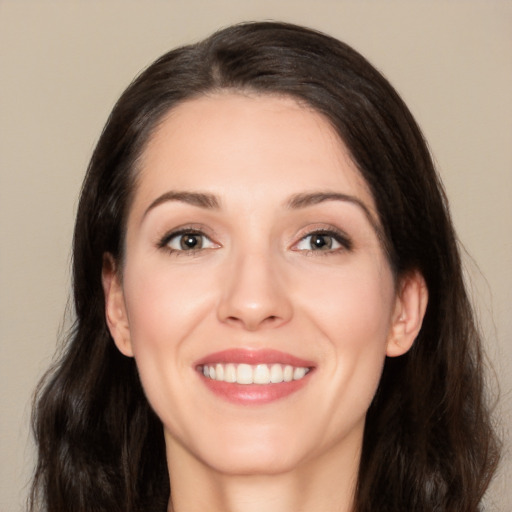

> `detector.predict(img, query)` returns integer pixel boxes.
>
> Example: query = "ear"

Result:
[386,270,428,357]
[101,253,134,357]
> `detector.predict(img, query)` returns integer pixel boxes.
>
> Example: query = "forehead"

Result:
[133,92,376,214]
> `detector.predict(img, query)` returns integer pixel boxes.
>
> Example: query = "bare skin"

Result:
[102,93,428,512]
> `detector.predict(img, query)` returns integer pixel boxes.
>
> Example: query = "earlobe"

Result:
[101,253,134,357]
[386,270,428,358]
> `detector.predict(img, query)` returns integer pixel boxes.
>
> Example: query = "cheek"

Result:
[120,261,211,396]
[296,261,395,419]
[301,259,395,345]
[123,258,216,348]
[120,269,206,442]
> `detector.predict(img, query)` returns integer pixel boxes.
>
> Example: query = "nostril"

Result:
[225,313,282,330]
[261,315,282,327]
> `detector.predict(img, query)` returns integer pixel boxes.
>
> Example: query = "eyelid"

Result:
[157,225,220,253]
[290,225,353,253]
[156,223,352,255]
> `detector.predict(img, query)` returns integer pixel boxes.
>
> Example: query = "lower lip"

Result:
[199,373,311,405]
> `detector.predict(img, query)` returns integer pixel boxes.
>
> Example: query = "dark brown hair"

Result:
[30,22,499,512]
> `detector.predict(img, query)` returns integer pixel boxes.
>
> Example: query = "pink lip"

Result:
[200,379,311,405]
[194,349,315,405]
[195,348,315,367]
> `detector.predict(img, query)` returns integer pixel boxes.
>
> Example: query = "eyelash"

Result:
[158,228,217,255]
[157,227,352,256]
[293,228,352,255]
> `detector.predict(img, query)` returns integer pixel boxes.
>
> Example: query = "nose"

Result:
[216,251,293,331]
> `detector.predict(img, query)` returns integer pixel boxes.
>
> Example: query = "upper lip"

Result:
[194,348,315,368]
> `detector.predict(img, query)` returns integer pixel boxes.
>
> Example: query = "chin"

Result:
[166,421,311,476]
[204,445,303,477]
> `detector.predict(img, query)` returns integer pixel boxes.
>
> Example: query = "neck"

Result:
[165,435,360,512]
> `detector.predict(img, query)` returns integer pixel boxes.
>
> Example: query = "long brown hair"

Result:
[30,22,500,512]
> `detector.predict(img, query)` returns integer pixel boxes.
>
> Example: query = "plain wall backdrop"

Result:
[1,1,511,510]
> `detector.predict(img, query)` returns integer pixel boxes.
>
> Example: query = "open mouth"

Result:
[198,363,311,384]
[194,349,315,404]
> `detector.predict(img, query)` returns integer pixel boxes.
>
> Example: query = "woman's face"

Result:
[104,93,421,476]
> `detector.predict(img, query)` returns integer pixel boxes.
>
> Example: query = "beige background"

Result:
[1,1,510,510]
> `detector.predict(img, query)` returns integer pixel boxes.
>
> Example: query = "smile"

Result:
[200,363,310,384]
[195,349,315,404]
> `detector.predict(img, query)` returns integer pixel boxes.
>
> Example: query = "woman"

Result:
[30,22,499,512]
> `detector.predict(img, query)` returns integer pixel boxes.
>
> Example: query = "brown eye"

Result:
[179,234,202,250]
[309,234,333,250]
[295,232,342,252]
[164,231,217,252]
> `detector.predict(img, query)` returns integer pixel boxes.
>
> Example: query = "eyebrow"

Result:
[142,189,382,238]
[143,191,220,218]
[287,191,372,218]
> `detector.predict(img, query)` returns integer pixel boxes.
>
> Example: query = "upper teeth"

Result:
[201,363,310,385]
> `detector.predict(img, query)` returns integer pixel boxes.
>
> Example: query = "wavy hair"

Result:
[30,22,499,512]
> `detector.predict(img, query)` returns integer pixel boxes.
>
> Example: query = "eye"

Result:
[161,230,218,252]
[294,230,351,252]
